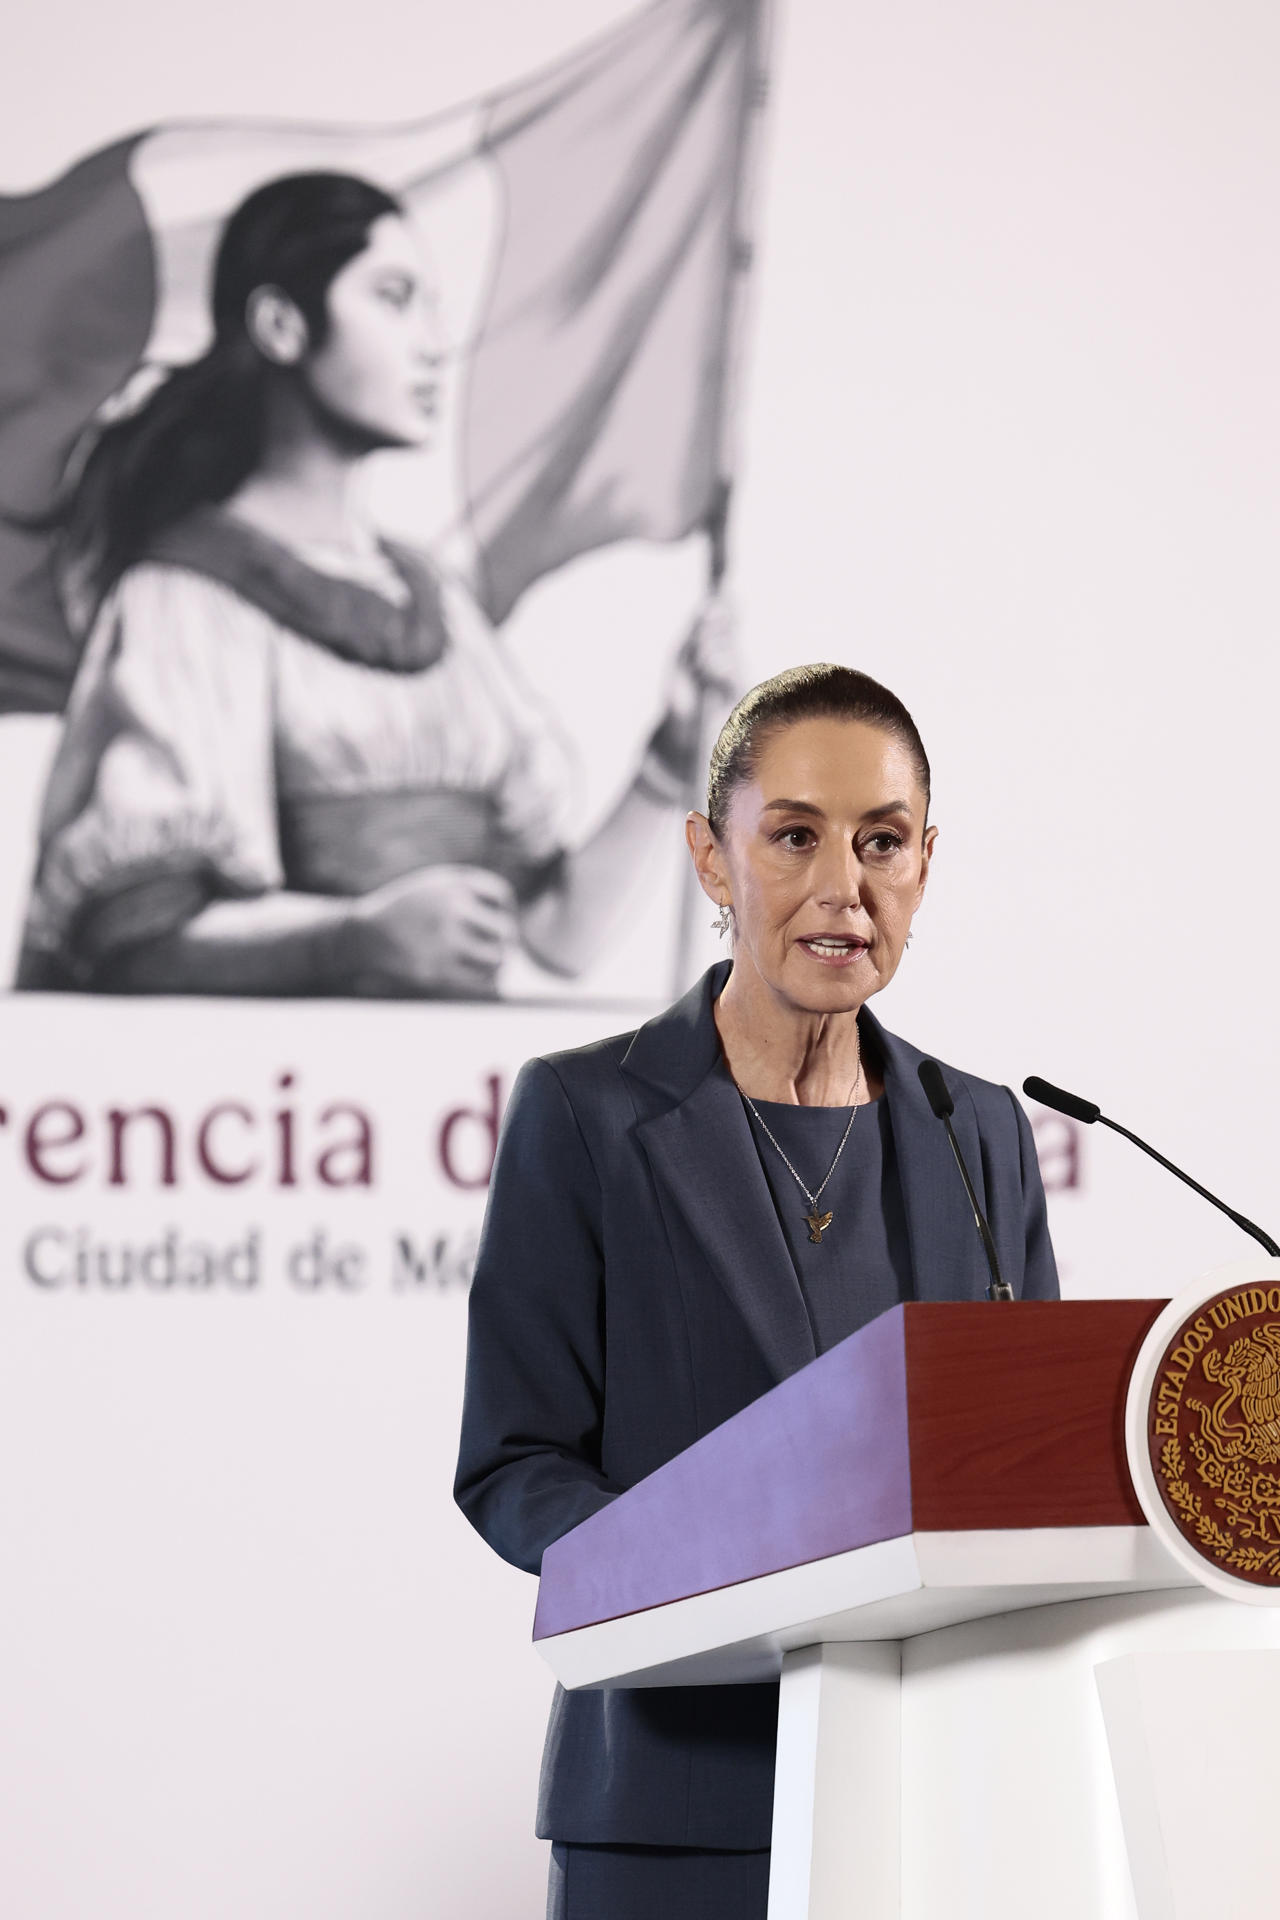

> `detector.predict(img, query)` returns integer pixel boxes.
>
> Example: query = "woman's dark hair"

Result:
[706,663,931,837]
[59,171,402,615]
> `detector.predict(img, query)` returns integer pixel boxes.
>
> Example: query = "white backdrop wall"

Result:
[1,3,1278,1916]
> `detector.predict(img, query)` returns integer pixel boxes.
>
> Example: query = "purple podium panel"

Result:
[533,1304,912,1641]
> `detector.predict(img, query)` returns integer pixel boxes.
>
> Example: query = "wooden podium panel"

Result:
[902,1300,1153,1529]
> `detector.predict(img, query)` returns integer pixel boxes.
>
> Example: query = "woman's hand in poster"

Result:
[669,592,740,736]
[635,593,741,809]
[345,864,517,997]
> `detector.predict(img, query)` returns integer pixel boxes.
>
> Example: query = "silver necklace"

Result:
[740,1045,863,1245]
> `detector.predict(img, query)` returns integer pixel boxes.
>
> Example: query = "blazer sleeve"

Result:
[1011,1089,1060,1300]
[454,1056,621,1574]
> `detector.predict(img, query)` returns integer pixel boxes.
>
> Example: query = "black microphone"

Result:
[1023,1075,1280,1259]
[918,1060,1014,1301]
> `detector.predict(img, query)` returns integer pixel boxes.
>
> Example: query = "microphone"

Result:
[1023,1075,1280,1259]
[918,1060,1014,1301]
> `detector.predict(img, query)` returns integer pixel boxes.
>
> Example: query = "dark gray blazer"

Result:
[454,963,1058,1848]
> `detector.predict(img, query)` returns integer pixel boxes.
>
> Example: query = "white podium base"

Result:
[1097,1648,1280,1919]
[769,1643,900,1920]
[769,1587,1280,1920]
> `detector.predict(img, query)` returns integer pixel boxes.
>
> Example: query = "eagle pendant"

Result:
[805,1208,834,1245]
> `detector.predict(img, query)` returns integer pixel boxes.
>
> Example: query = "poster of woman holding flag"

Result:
[14,168,732,996]
[0,0,768,997]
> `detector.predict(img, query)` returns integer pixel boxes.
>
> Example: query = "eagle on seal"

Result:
[1196,1323,1280,1467]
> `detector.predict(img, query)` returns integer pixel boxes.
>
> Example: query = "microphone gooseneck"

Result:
[1021,1076,1280,1259]
[917,1060,1014,1301]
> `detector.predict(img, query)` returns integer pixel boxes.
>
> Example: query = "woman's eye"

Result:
[376,277,414,310]
[774,826,815,850]
[864,831,904,857]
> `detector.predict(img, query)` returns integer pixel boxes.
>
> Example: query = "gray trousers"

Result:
[547,1843,771,1919]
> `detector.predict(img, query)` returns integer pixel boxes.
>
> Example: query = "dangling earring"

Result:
[713,902,733,938]
[905,929,914,948]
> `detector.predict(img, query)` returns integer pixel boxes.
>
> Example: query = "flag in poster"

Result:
[0,0,768,715]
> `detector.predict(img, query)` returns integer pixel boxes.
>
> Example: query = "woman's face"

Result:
[702,716,936,1017]
[303,213,442,450]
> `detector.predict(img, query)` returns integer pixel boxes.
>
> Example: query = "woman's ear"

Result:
[685,812,731,908]
[245,286,309,366]
[913,822,938,910]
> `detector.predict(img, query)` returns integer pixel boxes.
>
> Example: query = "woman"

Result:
[17,170,723,995]
[455,662,1059,1919]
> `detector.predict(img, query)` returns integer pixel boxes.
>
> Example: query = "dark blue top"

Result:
[455,962,1060,1850]
[742,1085,914,1352]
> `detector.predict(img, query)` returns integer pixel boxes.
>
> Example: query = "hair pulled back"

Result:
[706,663,931,838]
[59,171,402,617]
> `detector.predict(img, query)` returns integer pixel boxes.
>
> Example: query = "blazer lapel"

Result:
[623,968,997,1371]
[871,1013,992,1304]
[622,965,816,1384]
[636,1067,818,1385]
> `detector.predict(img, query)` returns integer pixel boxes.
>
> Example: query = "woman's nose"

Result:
[815,844,863,910]
[413,300,446,363]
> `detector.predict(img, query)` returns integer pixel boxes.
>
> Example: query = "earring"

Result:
[713,902,733,938]
[905,930,914,948]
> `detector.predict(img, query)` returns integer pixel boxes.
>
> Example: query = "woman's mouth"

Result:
[798,935,869,965]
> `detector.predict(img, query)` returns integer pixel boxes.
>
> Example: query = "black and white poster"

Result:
[2,0,763,1000]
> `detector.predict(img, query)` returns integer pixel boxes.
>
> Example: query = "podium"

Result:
[534,1300,1280,1919]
